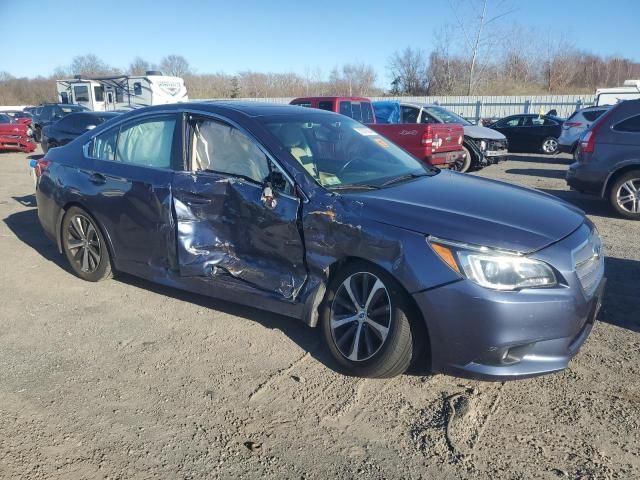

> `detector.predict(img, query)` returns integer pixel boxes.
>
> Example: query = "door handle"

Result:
[88,173,106,185]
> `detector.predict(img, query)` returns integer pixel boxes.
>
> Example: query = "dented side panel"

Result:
[172,171,307,300]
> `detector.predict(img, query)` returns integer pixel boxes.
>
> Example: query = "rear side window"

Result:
[582,109,606,122]
[318,101,334,111]
[614,115,640,133]
[401,106,419,123]
[292,101,312,107]
[92,127,118,161]
[339,101,352,117]
[116,118,176,168]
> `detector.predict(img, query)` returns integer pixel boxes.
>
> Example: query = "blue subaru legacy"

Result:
[35,102,605,379]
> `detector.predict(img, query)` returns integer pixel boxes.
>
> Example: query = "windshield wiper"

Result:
[380,172,431,187]
[326,183,380,191]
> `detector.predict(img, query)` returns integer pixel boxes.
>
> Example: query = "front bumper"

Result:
[0,135,36,153]
[413,223,605,380]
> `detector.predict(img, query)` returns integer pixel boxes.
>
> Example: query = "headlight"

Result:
[480,140,487,151]
[428,236,557,290]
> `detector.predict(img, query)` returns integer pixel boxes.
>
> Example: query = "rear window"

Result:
[614,115,640,133]
[583,109,607,122]
[338,101,374,124]
[318,101,334,112]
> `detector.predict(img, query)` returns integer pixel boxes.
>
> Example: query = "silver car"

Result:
[559,106,609,158]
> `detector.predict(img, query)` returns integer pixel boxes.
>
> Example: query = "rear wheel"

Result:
[609,170,640,220]
[320,261,424,378]
[541,137,559,155]
[451,145,472,173]
[61,207,113,281]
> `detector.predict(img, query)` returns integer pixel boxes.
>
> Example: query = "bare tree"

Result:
[160,55,191,77]
[447,0,515,94]
[387,47,429,95]
[69,54,118,77]
[128,57,154,75]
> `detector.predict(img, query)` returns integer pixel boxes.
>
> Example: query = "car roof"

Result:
[292,96,371,103]
[128,101,327,118]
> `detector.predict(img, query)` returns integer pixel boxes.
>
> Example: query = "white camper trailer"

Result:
[56,71,188,111]
[595,80,640,106]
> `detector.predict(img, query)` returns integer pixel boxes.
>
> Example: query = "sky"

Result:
[2,0,640,87]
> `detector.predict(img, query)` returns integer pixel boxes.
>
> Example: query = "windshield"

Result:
[424,106,471,126]
[262,114,436,190]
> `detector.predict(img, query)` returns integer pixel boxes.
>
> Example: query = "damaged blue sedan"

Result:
[35,102,605,379]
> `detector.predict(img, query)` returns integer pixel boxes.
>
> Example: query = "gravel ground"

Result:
[0,149,639,479]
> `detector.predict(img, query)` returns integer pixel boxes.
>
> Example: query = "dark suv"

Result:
[567,99,640,219]
[32,104,90,142]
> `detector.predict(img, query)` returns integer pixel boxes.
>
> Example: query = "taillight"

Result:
[34,158,51,177]
[458,135,463,145]
[581,109,614,154]
[421,125,433,146]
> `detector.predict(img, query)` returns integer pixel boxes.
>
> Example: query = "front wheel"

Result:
[609,170,640,220]
[61,207,113,281]
[320,262,424,378]
[541,137,559,155]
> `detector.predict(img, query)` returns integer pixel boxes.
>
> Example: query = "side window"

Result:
[401,106,419,123]
[116,117,176,168]
[133,82,142,96]
[74,85,90,102]
[292,101,312,107]
[502,117,522,127]
[91,127,118,161]
[350,102,363,122]
[318,101,334,111]
[94,86,104,102]
[420,110,437,124]
[190,119,270,185]
[339,101,352,117]
[543,118,558,126]
[361,103,374,124]
[614,115,640,133]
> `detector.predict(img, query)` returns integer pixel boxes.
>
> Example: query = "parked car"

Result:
[2,110,34,127]
[290,96,466,168]
[558,106,610,159]
[489,114,564,154]
[0,113,36,153]
[32,103,90,142]
[566,99,640,219]
[35,102,605,380]
[41,111,120,153]
[373,101,508,172]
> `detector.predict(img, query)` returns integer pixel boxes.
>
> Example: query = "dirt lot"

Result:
[1,148,639,479]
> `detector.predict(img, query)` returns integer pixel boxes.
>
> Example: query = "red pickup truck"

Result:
[0,113,36,153]
[290,96,466,168]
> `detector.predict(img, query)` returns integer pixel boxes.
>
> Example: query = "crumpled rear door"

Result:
[172,171,307,300]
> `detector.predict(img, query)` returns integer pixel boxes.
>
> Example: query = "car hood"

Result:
[463,125,506,140]
[352,171,585,253]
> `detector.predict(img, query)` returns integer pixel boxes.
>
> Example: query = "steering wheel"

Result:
[337,155,368,177]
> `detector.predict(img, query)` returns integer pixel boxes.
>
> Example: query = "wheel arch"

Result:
[56,202,117,265]
[601,162,640,198]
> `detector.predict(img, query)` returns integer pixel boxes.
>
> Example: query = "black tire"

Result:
[541,137,559,155]
[452,145,473,173]
[320,261,425,378]
[61,206,113,281]
[609,170,640,220]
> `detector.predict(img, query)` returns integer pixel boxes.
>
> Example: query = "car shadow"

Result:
[507,154,571,166]
[601,257,640,333]
[505,168,566,179]
[12,194,37,207]
[538,188,612,217]
[3,207,341,374]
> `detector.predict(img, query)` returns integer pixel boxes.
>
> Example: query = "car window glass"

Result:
[292,101,312,107]
[116,117,176,168]
[318,101,333,111]
[361,103,374,124]
[529,116,545,126]
[543,118,557,126]
[401,106,419,123]
[583,110,606,122]
[502,117,521,127]
[420,111,437,123]
[350,102,363,122]
[614,115,640,133]
[339,101,352,117]
[91,127,118,161]
[74,85,90,102]
[191,119,270,185]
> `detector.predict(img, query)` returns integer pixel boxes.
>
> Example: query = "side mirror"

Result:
[268,170,287,192]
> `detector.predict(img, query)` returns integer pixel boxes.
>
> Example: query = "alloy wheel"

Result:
[66,214,102,273]
[543,138,558,154]
[616,178,640,213]
[330,272,391,362]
